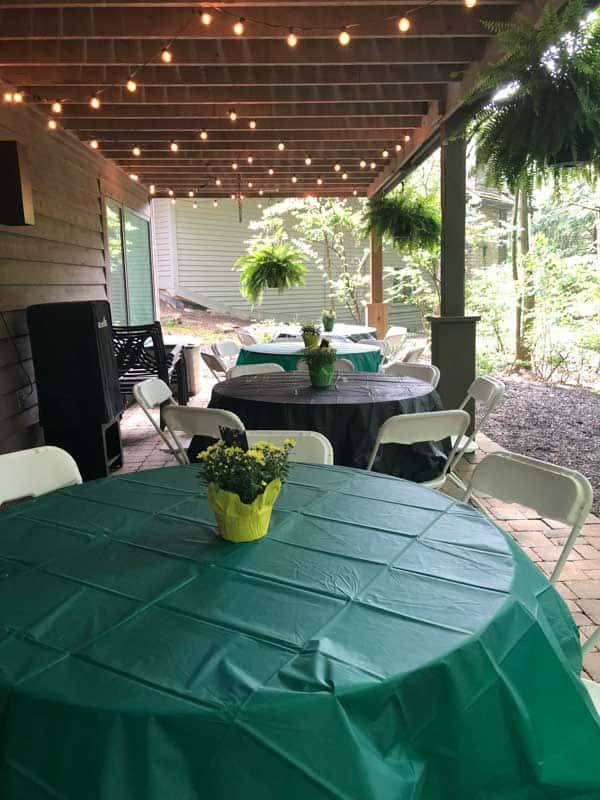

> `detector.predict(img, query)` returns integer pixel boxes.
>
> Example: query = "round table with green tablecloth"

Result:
[236,340,382,372]
[0,463,599,800]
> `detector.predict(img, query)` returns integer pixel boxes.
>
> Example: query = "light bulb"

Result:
[215,177,221,186]
[89,139,99,149]
[249,120,257,129]
[338,27,350,46]
[305,156,312,166]
[200,129,208,140]
[370,161,376,169]
[382,149,389,158]
[342,172,348,180]
[231,162,238,170]
[353,189,358,196]
[200,10,213,25]
[247,156,253,164]
[231,193,236,199]
[3,92,13,103]
[278,142,285,151]
[171,197,176,205]
[13,91,23,103]
[397,17,411,32]
[170,141,179,152]
[188,190,194,197]
[213,200,218,207]
[268,168,274,175]
[396,143,402,152]
[334,163,341,172]
[193,201,198,208]
[258,189,264,196]
[160,48,172,63]
[168,189,174,196]
[317,177,323,185]
[149,184,155,194]
[464,0,477,7]
[258,203,262,208]
[233,18,245,35]
[129,173,139,181]
[132,146,141,156]
[90,95,101,109]
[291,175,298,183]
[360,160,366,168]
[51,101,62,114]
[47,119,58,130]
[247,181,253,188]
[404,133,411,142]
[228,108,237,121]
[126,79,137,92]
[286,28,298,47]
[240,193,245,200]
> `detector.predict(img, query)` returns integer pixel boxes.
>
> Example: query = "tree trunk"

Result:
[516,189,533,366]
[512,188,522,360]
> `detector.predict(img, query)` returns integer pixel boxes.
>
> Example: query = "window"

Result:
[105,199,154,325]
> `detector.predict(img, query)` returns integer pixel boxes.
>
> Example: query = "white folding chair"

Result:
[384,326,408,349]
[400,344,426,363]
[0,446,82,505]
[454,376,505,453]
[335,358,354,372]
[463,451,593,583]
[227,363,285,378]
[212,340,240,369]
[246,430,334,465]
[133,378,183,463]
[201,351,227,381]
[237,331,257,346]
[162,406,246,465]
[367,410,471,489]
[383,361,440,389]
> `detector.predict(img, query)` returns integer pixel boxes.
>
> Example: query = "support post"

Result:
[430,133,478,418]
[366,230,388,337]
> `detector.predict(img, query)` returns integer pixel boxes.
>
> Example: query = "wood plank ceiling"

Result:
[0,0,521,199]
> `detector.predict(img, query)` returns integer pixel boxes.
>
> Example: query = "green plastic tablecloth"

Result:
[236,342,382,373]
[0,463,599,800]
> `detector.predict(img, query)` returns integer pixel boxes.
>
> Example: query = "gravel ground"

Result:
[485,380,600,515]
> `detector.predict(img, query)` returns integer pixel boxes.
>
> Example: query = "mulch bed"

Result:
[485,380,600,516]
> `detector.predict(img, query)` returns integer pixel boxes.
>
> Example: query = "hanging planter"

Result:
[236,239,307,305]
[363,190,441,253]
[464,0,600,189]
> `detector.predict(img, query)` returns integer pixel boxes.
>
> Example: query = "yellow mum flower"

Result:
[283,438,296,447]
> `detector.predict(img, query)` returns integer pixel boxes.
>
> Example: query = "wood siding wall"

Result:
[0,103,150,454]
[155,197,421,329]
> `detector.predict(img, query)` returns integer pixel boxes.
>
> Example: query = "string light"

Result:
[160,48,173,63]
[200,129,208,140]
[132,145,141,156]
[240,193,245,200]
[231,193,236,199]
[3,92,13,103]
[149,184,155,194]
[353,189,358,196]
[317,177,323,185]
[342,172,348,180]
[396,144,402,152]
[258,202,263,208]
[248,181,253,188]
[171,197,176,205]
[168,189,174,196]
[47,119,58,131]
[305,156,312,166]
[126,79,137,93]
[247,156,254,164]
[129,173,139,181]
[232,162,238,170]
[89,139,99,149]
[215,177,222,186]
[360,160,366,168]
[233,18,245,35]
[193,201,198,208]
[286,28,299,47]
[90,95,101,109]
[258,189,264,196]
[228,108,237,121]
[397,17,411,32]
[370,161,376,169]
[404,133,411,142]
[278,142,285,151]
[249,120,257,129]
[170,141,179,152]
[464,0,477,7]
[338,27,351,46]
[291,175,298,183]
[334,163,341,172]
[200,9,213,26]
[382,149,389,158]
[188,190,194,197]
[51,101,62,114]
[213,200,218,207]
[268,168,275,175]
[13,91,23,103]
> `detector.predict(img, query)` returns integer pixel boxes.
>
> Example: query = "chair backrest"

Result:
[465,451,593,528]
[0,446,82,505]
[227,363,285,378]
[383,361,440,389]
[459,376,505,431]
[237,331,258,346]
[162,406,245,438]
[335,358,354,372]
[246,430,334,465]
[212,340,240,360]
[400,344,426,363]
[367,410,470,475]
[384,326,408,348]
[201,351,227,378]
[112,322,169,382]
[133,377,173,411]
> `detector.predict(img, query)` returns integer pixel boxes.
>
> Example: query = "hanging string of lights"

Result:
[0,0,477,197]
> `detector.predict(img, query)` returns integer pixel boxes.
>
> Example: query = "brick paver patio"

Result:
[116,363,600,680]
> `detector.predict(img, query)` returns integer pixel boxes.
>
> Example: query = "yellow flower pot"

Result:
[207,479,281,542]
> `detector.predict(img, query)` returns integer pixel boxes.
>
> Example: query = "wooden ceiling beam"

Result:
[68,116,423,131]
[0,1,523,8]
[85,129,408,142]
[0,6,509,39]
[0,37,487,66]
[98,144,404,154]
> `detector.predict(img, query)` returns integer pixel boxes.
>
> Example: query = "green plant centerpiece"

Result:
[302,340,337,388]
[301,322,321,348]
[236,239,307,305]
[321,308,336,332]
[464,0,600,189]
[199,437,295,542]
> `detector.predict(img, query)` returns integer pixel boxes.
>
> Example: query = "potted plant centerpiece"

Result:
[301,323,321,348]
[199,435,295,543]
[321,309,336,332]
[302,340,337,388]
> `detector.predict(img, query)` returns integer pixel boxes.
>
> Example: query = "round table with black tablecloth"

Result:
[236,341,382,373]
[208,371,447,481]
[1,464,599,800]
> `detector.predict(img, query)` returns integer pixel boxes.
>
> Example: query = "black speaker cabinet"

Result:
[0,141,35,226]
[27,301,124,480]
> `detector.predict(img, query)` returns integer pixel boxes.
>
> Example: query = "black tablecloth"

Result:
[205,372,448,481]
